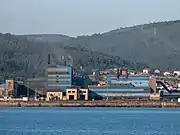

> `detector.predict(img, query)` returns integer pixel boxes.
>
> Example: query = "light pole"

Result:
[106,82,108,101]
[106,78,110,101]
[27,81,29,99]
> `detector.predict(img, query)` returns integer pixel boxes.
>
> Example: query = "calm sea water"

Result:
[0,107,180,135]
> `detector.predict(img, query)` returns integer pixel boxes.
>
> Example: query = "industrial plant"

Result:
[1,53,180,102]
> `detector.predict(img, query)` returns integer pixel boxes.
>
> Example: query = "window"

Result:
[72,91,75,93]
[63,92,66,96]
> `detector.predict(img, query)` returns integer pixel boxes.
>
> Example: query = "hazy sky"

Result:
[0,0,180,37]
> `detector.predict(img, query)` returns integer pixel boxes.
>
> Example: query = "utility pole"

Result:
[27,81,29,99]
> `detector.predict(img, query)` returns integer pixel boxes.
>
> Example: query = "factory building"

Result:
[46,65,72,90]
[46,53,72,90]
[88,69,156,100]
[46,54,89,100]
[46,65,75,100]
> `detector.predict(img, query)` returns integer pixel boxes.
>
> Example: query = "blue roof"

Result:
[107,75,149,80]
[48,65,72,68]
[107,75,149,77]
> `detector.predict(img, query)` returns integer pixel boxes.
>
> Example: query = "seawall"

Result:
[0,100,180,108]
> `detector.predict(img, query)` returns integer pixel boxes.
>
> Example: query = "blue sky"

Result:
[0,0,180,37]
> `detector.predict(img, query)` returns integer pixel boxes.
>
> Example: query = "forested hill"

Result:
[2,20,179,82]
[70,20,180,69]
[21,20,180,69]
[0,33,146,82]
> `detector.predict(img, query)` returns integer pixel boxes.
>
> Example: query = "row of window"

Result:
[108,83,135,88]
[47,72,71,74]
[48,76,71,79]
[47,79,71,81]
[47,81,71,84]
[135,82,142,84]
[67,91,87,94]
[110,81,146,84]
[67,91,76,93]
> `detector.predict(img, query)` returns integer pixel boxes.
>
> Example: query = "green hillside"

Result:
[23,20,180,69]
[69,20,180,69]
[0,33,145,82]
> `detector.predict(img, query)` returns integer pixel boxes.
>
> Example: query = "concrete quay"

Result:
[0,100,180,108]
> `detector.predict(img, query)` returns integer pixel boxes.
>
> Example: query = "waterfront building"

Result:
[88,70,156,100]
[46,88,88,101]
[46,90,63,101]
[46,65,91,100]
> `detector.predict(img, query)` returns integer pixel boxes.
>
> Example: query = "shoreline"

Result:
[1,100,180,108]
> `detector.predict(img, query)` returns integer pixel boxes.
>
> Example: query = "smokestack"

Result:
[64,60,67,66]
[120,69,122,76]
[117,68,120,79]
[48,53,50,64]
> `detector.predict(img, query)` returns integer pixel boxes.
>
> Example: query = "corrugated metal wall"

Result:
[47,65,72,90]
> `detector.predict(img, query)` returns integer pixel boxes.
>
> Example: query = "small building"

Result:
[163,72,171,76]
[0,80,14,97]
[66,88,78,100]
[173,71,180,76]
[129,72,135,75]
[178,83,180,88]
[154,69,160,74]
[143,68,149,74]
[5,80,14,96]
[79,89,88,100]
[150,93,160,100]
[121,69,128,76]
[47,90,63,101]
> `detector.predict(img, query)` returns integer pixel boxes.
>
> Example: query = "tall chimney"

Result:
[117,68,120,79]
[126,69,128,79]
[64,60,67,66]
[48,53,51,64]
[120,69,122,76]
